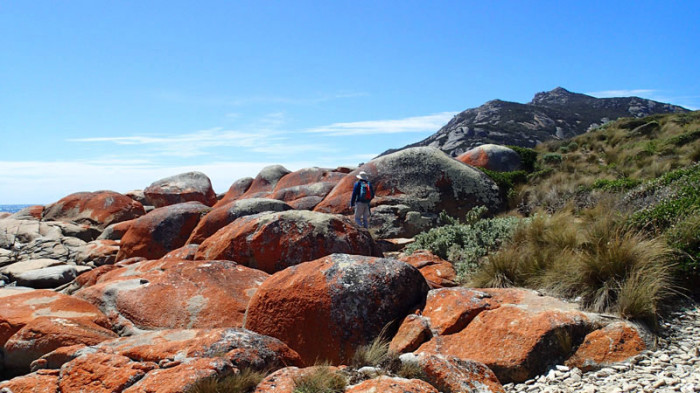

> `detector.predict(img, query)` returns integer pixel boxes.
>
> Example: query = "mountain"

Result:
[381,87,688,157]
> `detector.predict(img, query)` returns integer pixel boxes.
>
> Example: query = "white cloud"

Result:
[306,112,457,136]
[586,89,656,98]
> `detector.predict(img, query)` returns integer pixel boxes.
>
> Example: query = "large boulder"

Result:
[269,167,347,210]
[0,219,90,264]
[74,259,269,334]
[116,202,211,261]
[239,165,292,199]
[214,177,254,207]
[417,288,594,383]
[0,288,111,347]
[23,328,301,392]
[195,210,380,274]
[186,198,293,245]
[314,147,502,237]
[42,191,145,231]
[3,316,118,375]
[143,171,218,208]
[244,254,430,364]
[456,144,522,172]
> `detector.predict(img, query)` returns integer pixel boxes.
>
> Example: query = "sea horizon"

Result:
[0,204,34,214]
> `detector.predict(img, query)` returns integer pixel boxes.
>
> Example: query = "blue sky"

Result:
[1,1,699,204]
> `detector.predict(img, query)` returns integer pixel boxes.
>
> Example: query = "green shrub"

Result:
[588,178,641,192]
[542,153,563,165]
[479,168,528,198]
[664,128,700,147]
[406,209,521,281]
[507,145,538,172]
[630,164,700,232]
[186,368,266,393]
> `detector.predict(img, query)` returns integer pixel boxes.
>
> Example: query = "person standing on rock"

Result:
[350,171,374,229]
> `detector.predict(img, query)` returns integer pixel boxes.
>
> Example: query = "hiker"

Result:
[350,171,374,228]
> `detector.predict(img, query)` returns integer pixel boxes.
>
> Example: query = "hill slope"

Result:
[382,87,688,157]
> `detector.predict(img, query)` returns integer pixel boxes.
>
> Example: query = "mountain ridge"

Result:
[380,87,688,157]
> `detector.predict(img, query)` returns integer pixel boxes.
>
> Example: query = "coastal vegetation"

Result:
[408,111,700,325]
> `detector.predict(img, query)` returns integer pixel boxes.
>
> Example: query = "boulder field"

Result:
[0,147,652,391]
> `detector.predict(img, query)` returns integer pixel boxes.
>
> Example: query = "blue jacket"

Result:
[351,180,374,206]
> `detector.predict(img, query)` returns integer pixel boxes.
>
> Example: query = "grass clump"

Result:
[587,177,642,192]
[405,207,521,281]
[470,206,677,326]
[293,366,347,393]
[186,368,266,393]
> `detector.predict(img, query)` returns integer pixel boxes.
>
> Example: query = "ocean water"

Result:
[0,205,33,213]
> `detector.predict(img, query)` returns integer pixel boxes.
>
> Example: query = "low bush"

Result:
[542,153,563,165]
[507,145,538,172]
[586,178,641,192]
[405,208,521,281]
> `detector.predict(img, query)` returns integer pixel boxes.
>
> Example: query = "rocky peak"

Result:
[529,87,593,107]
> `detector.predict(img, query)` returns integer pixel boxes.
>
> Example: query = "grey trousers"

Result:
[354,202,370,228]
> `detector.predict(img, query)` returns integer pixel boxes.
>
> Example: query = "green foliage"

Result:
[479,168,528,198]
[542,153,563,165]
[293,366,347,393]
[186,368,266,393]
[406,208,521,280]
[630,164,700,232]
[587,178,642,192]
[664,128,700,147]
[507,145,538,172]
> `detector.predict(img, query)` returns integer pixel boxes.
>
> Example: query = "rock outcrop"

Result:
[74,259,268,333]
[457,144,522,172]
[195,210,379,274]
[186,198,293,245]
[383,87,688,157]
[314,147,502,238]
[143,171,218,208]
[42,191,145,233]
[397,250,458,289]
[416,288,596,383]
[244,254,430,364]
[116,202,211,261]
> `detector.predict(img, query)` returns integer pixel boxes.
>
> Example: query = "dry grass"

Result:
[185,368,266,393]
[470,205,677,326]
[292,365,347,393]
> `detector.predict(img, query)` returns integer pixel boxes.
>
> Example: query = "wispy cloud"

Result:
[587,89,657,98]
[306,112,457,136]
[155,90,368,107]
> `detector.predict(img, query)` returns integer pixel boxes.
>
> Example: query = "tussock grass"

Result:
[470,206,677,326]
[293,365,347,393]
[186,368,266,393]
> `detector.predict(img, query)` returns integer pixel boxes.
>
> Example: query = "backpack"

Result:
[358,181,373,202]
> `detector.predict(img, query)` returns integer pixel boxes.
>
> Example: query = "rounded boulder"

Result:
[194,210,380,274]
[42,191,145,231]
[116,202,211,261]
[144,171,217,208]
[187,198,293,245]
[244,253,430,364]
[456,144,522,172]
[74,259,269,333]
[314,147,502,217]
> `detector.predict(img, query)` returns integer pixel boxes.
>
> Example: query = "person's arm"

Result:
[350,182,359,206]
